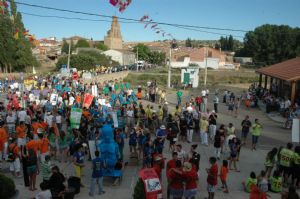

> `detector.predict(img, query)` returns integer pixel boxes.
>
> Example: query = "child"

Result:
[206,157,218,199]
[257,170,268,197]
[129,128,137,155]
[269,170,282,193]
[220,160,229,193]
[41,155,52,184]
[242,171,257,193]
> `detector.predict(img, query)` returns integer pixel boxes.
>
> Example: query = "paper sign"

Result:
[111,112,118,128]
[50,93,58,105]
[292,119,300,143]
[70,108,82,129]
[88,140,97,160]
[83,93,94,108]
[92,85,98,97]
[139,168,163,199]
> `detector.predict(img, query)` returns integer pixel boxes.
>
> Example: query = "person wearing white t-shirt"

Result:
[55,113,62,131]
[17,109,27,122]
[44,112,53,127]
[6,112,16,136]
[29,92,35,102]
[69,96,75,106]
[201,90,206,97]
[284,98,291,110]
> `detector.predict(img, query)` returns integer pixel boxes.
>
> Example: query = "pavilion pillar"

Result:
[291,81,296,104]
[258,74,262,87]
[264,75,268,89]
[269,77,273,90]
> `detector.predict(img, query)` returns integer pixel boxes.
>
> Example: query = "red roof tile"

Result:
[256,57,300,81]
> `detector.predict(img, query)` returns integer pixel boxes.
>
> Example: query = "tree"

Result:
[228,35,234,51]
[133,43,151,61]
[185,37,192,47]
[61,40,74,54]
[96,42,108,51]
[75,39,90,48]
[238,24,300,65]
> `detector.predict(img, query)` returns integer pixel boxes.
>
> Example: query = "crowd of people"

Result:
[0,74,299,199]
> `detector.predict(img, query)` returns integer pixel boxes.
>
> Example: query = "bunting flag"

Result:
[144,19,153,28]
[151,24,158,29]
[140,15,149,22]
[156,31,160,34]
[109,0,118,6]
[109,0,132,13]
[0,0,8,14]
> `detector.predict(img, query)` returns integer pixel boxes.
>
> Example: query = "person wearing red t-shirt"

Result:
[182,162,198,199]
[167,160,184,199]
[152,153,165,180]
[206,157,218,199]
[166,152,178,199]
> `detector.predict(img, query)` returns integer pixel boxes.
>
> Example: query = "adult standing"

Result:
[89,151,105,196]
[213,93,219,113]
[208,112,217,140]
[72,143,85,186]
[167,160,184,199]
[200,116,209,146]
[176,90,183,106]
[251,119,263,150]
[183,162,198,199]
[241,115,251,145]
[279,142,294,186]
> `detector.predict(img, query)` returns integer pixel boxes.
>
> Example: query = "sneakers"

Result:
[99,191,105,195]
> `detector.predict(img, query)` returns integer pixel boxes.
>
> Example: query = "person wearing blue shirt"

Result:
[89,151,105,196]
[72,144,85,186]
[115,129,126,160]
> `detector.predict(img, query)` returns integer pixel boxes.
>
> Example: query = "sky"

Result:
[15,0,300,42]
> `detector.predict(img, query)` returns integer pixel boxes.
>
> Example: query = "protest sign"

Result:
[83,93,94,108]
[50,93,58,105]
[92,85,98,97]
[139,168,162,199]
[70,108,82,129]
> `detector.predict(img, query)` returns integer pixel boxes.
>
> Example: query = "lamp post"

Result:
[67,40,71,70]
[204,46,208,86]
[167,48,171,88]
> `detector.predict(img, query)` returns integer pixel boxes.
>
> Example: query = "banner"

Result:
[70,108,82,129]
[50,93,58,105]
[92,85,98,97]
[292,119,300,143]
[111,111,118,128]
[83,93,94,108]
[139,168,162,199]
[88,140,97,160]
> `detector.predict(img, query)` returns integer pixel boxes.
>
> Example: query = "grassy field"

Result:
[124,67,258,89]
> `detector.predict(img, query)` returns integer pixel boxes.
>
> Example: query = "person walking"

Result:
[89,151,105,196]
[251,119,263,150]
[206,157,218,199]
[72,143,85,186]
[27,148,39,191]
[241,115,251,145]
[264,148,278,178]
[213,93,219,113]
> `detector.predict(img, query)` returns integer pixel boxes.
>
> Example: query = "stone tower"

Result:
[104,16,123,50]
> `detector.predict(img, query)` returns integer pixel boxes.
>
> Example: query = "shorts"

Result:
[207,184,216,193]
[279,165,291,176]
[183,188,197,198]
[17,138,26,147]
[241,131,249,138]
[252,135,259,144]
[230,153,237,158]
[170,188,183,198]
[27,165,37,175]
[9,158,21,173]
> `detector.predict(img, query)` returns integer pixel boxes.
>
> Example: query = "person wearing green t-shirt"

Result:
[114,83,119,91]
[292,146,300,187]
[243,171,257,193]
[176,90,183,106]
[279,142,294,185]
[251,119,262,150]
[264,148,278,178]
[269,170,282,193]
[103,86,109,96]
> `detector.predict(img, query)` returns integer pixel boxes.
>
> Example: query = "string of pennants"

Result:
[109,0,132,13]
[0,0,8,14]
[140,14,174,39]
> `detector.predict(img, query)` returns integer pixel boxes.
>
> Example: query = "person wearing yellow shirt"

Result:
[251,119,263,150]
[269,170,282,193]
[279,142,294,185]
[242,171,257,193]
[157,105,163,126]
[200,116,209,146]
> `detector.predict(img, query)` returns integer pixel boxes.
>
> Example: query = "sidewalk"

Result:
[258,101,286,123]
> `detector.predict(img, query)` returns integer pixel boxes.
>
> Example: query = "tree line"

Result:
[0,0,38,73]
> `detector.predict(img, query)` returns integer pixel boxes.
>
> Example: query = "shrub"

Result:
[0,174,16,198]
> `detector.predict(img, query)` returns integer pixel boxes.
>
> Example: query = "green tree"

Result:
[239,24,300,65]
[61,40,74,54]
[185,37,192,47]
[133,43,151,61]
[75,39,90,48]
[96,42,108,51]
[228,35,234,51]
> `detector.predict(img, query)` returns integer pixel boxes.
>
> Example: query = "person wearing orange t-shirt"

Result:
[32,119,43,140]
[0,123,9,163]
[220,160,229,193]
[16,121,27,147]
[8,138,21,177]
[26,137,39,155]
[38,133,50,163]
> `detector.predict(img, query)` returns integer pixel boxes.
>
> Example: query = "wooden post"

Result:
[258,74,262,87]
[264,75,268,89]
[291,81,296,104]
[269,77,273,90]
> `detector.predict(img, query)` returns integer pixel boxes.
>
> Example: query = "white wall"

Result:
[181,68,199,88]
[103,50,123,65]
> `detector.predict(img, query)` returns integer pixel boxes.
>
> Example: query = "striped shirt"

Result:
[41,161,51,180]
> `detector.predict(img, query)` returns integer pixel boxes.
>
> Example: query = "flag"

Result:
[156,31,160,34]
[109,0,119,6]
[140,15,148,22]
[151,24,158,29]
[144,19,153,28]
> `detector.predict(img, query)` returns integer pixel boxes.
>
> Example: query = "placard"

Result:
[70,108,82,129]
[139,168,163,199]
[50,93,58,106]
[88,140,97,160]
[292,119,300,143]
[111,111,118,128]
[83,93,94,108]
[92,85,98,97]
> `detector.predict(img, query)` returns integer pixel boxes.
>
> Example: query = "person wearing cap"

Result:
[152,153,165,180]
[154,125,167,154]
[183,162,198,199]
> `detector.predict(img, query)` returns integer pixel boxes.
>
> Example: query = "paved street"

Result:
[1,87,292,199]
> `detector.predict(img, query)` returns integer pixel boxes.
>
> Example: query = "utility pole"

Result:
[167,48,171,88]
[67,40,71,70]
[136,47,139,72]
[204,46,208,86]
